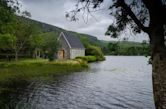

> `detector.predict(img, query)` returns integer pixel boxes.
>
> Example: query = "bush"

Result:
[76,56,97,63]
[85,45,105,61]
[48,52,55,61]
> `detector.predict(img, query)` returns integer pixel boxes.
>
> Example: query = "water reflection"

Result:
[0,56,155,109]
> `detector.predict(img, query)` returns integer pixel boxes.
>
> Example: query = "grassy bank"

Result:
[76,56,97,62]
[0,59,88,86]
[76,55,105,63]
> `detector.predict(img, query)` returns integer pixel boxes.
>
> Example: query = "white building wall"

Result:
[70,48,85,59]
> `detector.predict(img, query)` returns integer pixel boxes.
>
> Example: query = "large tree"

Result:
[41,32,59,61]
[0,0,19,32]
[67,0,166,108]
[0,17,41,61]
[30,32,60,60]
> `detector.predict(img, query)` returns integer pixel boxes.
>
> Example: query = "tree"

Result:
[1,17,40,61]
[0,34,16,50]
[29,25,43,58]
[30,34,44,58]
[13,19,32,60]
[86,45,105,61]
[108,42,119,55]
[142,40,147,45]
[68,0,166,108]
[0,0,19,33]
[0,0,33,61]
[41,32,59,61]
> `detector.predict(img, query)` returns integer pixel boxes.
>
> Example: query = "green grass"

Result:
[76,56,97,63]
[76,55,105,62]
[0,59,88,87]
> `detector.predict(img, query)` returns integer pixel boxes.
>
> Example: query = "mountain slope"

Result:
[25,17,149,55]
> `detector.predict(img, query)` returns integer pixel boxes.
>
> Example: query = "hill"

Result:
[24,17,150,55]
[24,17,106,47]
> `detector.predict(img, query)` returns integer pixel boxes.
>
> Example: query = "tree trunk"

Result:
[33,51,35,58]
[15,51,18,61]
[152,53,166,109]
[33,48,37,59]
[150,26,166,109]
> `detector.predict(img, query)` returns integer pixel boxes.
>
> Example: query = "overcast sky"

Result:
[20,0,149,42]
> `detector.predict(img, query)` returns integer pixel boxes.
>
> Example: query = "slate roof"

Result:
[62,31,85,49]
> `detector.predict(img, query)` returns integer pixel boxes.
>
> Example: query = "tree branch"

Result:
[142,0,166,24]
[119,0,149,33]
[142,0,153,11]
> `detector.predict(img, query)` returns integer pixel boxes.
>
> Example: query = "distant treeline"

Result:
[102,41,150,56]
[71,32,150,56]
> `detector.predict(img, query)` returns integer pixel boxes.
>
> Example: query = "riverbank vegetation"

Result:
[0,59,88,89]
[105,41,150,56]
[74,32,150,56]
[76,56,97,62]
[0,3,103,90]
[85,45,105,61]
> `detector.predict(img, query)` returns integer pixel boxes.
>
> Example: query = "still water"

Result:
[0,56,155,109]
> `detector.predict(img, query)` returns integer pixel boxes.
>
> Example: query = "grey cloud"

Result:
[21,0,149,42]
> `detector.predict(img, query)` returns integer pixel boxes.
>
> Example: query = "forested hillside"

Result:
[0,16,150,60]
[24,17,150,55]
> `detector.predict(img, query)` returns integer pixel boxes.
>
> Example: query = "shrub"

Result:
[85,45,105,61]
[76,56,97,63]
[74,59,88,67]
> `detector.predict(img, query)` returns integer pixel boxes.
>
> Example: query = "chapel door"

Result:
[58,50,65,59]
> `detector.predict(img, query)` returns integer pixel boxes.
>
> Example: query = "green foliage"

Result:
[40,32,59,61]
[72,32,108,58]
[107,42,119,55]
[30,33,44,49]
[76,56,97,63]
[3,17,43,60]
[73,32,102,47]
[0,34,16,49]
[0,0,16,33]
[28,24,44,55]
[86,45,105,61]
[0,15,60,61]
[12,18,40,39]
[107,41,150,56]
[0,59,88,86]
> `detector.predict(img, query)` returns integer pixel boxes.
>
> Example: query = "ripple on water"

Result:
[0,56,155,109]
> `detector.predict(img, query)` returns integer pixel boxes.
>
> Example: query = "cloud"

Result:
[21,0,149,42]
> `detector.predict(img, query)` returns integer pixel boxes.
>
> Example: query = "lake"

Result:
[0,56,155,109]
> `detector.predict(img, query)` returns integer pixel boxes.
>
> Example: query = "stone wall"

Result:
[58,34,70,59]
[70,48,85,59]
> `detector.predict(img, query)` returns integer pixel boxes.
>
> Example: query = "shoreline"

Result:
[0,59,88,89]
